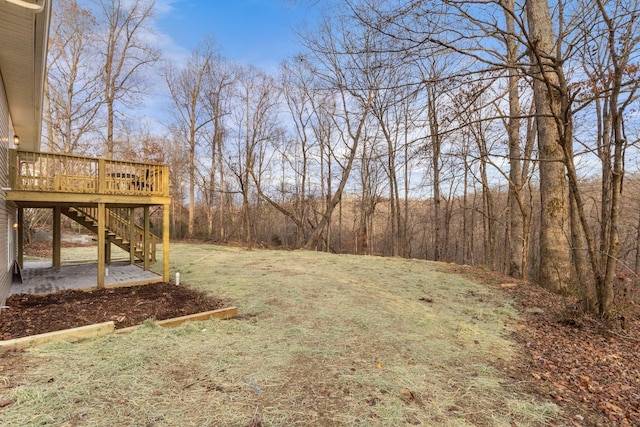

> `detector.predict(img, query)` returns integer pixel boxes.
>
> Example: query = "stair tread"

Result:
[62,207,156,263]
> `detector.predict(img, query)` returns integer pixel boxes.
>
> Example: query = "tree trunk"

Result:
[634,208,640,290]
[188,140,195,237]
[504,0,524,278]
[462,155,470,264]
[525,0,572,293]
[569,192,598,311]
[427,84,441,261]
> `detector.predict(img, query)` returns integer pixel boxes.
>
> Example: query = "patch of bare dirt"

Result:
[442,264,640,427]
[0,282,227,340]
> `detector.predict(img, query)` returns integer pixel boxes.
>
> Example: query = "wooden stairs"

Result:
[61,207,157,263]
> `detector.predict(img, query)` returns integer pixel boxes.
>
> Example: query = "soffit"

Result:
[0,0,50,151]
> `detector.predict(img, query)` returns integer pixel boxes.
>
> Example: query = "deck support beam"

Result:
[163,203,169,282]
[97,203,106,289]
[52,206,61,271]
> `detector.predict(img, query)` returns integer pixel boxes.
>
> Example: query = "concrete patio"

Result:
[10,261,162,295]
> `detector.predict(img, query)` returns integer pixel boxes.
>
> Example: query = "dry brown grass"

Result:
[0,243,559,426]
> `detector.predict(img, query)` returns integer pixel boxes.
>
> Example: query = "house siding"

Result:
[0,73,15,306]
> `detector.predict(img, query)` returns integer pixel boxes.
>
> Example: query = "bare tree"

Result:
[503,0,526,278]
[165,39,217,237]
[421,64,451,261]
[45,0,102,154]
[93,0,160,158]
[165,132,189,238]
[593,0,640,316]
[347,0,575,291]
[298,14,378,249]
[248,58,317,248]
[368,55,417,257]
[564,0,640,316]
[523,0,573,294]
[231,65,283,246]
[311,89,340,251]
[201,57,238,239]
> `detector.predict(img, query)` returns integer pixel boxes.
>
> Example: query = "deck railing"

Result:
[8,149,169,197]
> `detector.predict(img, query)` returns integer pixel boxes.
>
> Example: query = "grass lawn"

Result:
[0,243,559,426]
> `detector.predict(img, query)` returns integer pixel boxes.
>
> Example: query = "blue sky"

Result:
[155,0,329,71]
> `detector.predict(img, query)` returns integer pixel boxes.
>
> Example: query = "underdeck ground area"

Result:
[10,261,161,295]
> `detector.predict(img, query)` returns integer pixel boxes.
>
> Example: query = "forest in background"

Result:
[35,0,640,318]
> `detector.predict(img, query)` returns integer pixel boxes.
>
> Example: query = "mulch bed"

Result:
[0,282,227,340]
[443,264,640,427]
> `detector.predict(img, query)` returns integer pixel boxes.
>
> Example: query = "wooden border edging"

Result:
[0,307,238,349]
[156,306,238,327]
[0,322,115,349]
[116,307,238,334]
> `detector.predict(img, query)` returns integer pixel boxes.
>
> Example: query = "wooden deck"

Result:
[6,149,171,287]
[7,149,170,206]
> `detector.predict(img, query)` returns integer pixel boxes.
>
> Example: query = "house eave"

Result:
[0,0,51,151]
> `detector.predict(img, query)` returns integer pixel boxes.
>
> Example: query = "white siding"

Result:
[0,73,15,306]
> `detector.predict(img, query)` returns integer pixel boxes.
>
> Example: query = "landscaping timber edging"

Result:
[0,322,115,349]
[115,306,238,334]
[0,307,238,349]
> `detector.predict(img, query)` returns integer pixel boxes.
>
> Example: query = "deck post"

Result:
[97,203,106,289]
[143,206,150,271]
[98,158,106,193]
[129,207,136,265]
[105,240,111,265]
[105,206,111,265]
[162,165,169,196]
[52,206,61,271]
[163,203,169,282]
[17,207,24,268]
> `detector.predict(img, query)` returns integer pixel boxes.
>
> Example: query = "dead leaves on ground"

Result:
[505,283,640,426]
[442,264,640,426]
